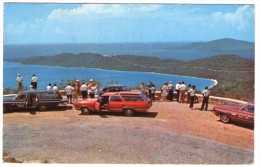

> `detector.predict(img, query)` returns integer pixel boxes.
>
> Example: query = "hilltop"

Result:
[9,53,254,101]
[171,38,254,60]
[4,38,255,61]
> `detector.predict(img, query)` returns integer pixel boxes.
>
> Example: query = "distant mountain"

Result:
[171,38,254,59]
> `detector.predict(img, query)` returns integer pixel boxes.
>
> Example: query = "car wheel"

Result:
[81,107,91,115]
[124,108,135,117]
[220,113,230,123]
[38,104,48,111]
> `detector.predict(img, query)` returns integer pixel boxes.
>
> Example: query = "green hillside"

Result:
[10,53,254,101]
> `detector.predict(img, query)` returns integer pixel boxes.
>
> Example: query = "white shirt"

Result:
[16,76,23,82]
[168,83,174,89]
[180,84,186,91]
[189,89,195,96]
[202,89,210,97]
[46,86,52,91]
[175,83,180,90]
[65,85,73,95]
[53,86,59,91]
[80,84,88,91]
[31,76,38,82]
[150,86,156,93]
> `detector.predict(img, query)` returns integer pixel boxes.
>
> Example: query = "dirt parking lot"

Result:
[3,101,254,164]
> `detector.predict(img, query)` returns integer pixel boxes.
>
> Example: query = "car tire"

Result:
[124,108,135,117]
[81,107,91,115]
[38,104,48,111]
[220,113,230,123]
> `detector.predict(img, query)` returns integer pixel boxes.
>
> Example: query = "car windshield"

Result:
[141,93,148,101]
[12,94,19,100]
[241,105,254,113]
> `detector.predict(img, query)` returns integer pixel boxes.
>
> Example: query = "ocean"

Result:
[3,43,237,61]
[3,43,230,91]
[3,61,216,91]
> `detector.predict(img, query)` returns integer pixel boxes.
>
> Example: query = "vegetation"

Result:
[7,53,254,101]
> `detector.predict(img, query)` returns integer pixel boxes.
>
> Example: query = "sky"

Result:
[3,2,256,44]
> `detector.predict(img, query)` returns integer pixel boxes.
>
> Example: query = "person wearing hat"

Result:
[31,74,38,90]
[16,74,23,92]
[167,81,174,101]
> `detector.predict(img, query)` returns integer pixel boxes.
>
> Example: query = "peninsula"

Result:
[8,53,254,101]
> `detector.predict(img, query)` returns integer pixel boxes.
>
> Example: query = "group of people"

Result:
[16,74,100,104]
[16,73,209,110]
[16,73,38,92]
[47,79,100,104]
[140,81,210,111]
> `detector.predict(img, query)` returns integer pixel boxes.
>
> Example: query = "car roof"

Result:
[101,91,141,96]
[103,84,126,88]
[22,90,56,93]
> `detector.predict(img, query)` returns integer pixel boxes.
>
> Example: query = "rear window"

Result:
[122,95,144,102]
[38,92,59,100]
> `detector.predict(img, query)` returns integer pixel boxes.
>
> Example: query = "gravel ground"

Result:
[3,101,254,164]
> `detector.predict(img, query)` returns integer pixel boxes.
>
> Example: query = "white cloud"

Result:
[211,5,254,30]
[47,4,161,20]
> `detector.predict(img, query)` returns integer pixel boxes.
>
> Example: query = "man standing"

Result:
[179,81,186,103]
[16,74,23,92]
[167,81,174,101]
[31,74,38,90]
[80,82,88,100]
[147,81,155,99]
[189,85,196,109]
[46,83,52,91]
[200,86,210,111]
[65,83,73,104]
[175,81,181,102]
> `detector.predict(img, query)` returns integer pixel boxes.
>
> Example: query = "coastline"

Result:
[4,61,217,89]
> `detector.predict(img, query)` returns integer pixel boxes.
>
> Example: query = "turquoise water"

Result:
[3,61,216,91]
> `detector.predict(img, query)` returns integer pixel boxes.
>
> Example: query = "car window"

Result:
[16,94,27,101]
[114,88,120,91]
[122,96,144,102]
[243,105,254,113]
[110,96,122,102]
[38,92,58,100]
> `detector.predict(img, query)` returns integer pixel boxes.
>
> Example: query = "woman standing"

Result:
[161,82,168,102]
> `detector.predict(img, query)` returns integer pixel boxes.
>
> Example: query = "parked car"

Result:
[99,84,128,96]
[73,91,152,116]
[213,103,254,125]
[3,90,68,113]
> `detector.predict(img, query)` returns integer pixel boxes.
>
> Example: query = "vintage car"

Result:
[73,91,152,116]
[213,103,254,125]
[3,90,68,113]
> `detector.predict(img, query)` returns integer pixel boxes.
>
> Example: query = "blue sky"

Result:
[3,3,255,44]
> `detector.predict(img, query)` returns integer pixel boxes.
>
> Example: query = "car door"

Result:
[240,105,254,124]
[28,93,38,108]
[12,93,28,109]
[109,95,124,112]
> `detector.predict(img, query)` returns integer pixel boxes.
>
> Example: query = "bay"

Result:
[3,61,216,91]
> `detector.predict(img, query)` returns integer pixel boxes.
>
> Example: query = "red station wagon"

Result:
[73,91,152,116]
[213,103,254,126]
